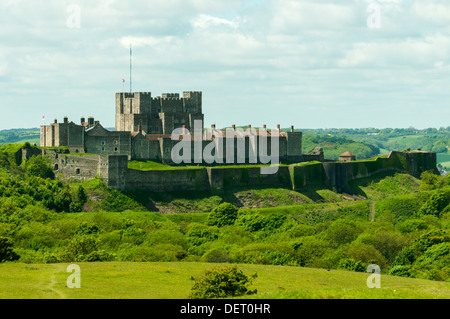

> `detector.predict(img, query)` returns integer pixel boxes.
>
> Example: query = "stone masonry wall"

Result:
[45,150,437,195]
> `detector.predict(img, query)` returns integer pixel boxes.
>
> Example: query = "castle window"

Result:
[181,119,186,124]
[115,147,118,152]
[149,126,152,132]
[76,168,80,175]
[54,164,59,170]
[155,126,159,132]
[101,147,105,151]
[114,140,118,144]
[101,141,105,145]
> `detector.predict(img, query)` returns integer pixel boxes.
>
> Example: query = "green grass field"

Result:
[0,262,449,299]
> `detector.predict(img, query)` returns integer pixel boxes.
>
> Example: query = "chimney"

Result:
[63,116,68,124]
[248,124,251,130]
[182,125,186,135]
[211,124,216,130]
[232,124,235,130]
[88,117,94,127]
[291,125,294,132]
[81,117,85,124]
[263,124,267,130]
[54,118,57,124]
[277,124,280,130]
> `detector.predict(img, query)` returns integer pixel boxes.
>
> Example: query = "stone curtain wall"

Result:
[48,151,436,194]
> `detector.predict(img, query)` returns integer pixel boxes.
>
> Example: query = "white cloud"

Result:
[191,14,240,29]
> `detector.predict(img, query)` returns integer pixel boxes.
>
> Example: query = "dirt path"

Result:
[370,201,375,221]
[47,265,67,299]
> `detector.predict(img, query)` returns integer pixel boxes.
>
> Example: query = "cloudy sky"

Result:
[1,0,450,130]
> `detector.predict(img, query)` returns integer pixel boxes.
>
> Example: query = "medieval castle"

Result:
[37,90,436,193]
[40,91,308,164]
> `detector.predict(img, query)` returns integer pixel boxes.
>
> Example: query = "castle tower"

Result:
[115,91,203,134]
[115,92,152,132]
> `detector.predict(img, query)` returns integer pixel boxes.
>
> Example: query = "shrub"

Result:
[201,248,232,263]
[420,171,447,190]
[83,250,115,262]
[25,156,54,179]
[75,222,101,235]
[0,236,19,262]
[60,234,99,262]
[337,258,365,272]
[259,251,295,266]
[389,265,412,278]
[187,223,219,246]
[146,229,189,250]
[392,246,418,266]
[324,220,363,245]
[287,224,315,238]
[372,231,409,264]
[235,211,287,235]
[206,203,238,227]
[292,236,330,267]
[76,185,88,205]
[395,219,429,233]
[189,265,257,299]
[415,242,450,266]
[347,242,387,269]
[417,189,450,217]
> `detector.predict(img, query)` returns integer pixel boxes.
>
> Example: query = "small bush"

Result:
[0,236,19,262]
[417,189,450,217]
[206,203,238,227]
[189,265,257,299]
[25,156,54,179]
[389,265,412,278]
[337,258,365,272]
[201,248,232,263]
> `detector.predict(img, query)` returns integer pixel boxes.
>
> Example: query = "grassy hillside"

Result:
[0,262,448,299]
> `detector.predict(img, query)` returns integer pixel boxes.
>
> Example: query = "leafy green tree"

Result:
[0,237,19,262]
[389,265,412,278]
[337,258,365,272]
[25,156,54,179]
[61,234,99,262]
[76,185,88,205]
[420,171,446,191]
[418,189,450,217]
[206,203,238,227]
[324,221,362,245]
[189,265,257,299]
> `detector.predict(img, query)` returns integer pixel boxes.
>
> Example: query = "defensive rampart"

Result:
[46,150,436,194]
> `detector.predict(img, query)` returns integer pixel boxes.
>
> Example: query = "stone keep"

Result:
[115,91,204,134]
